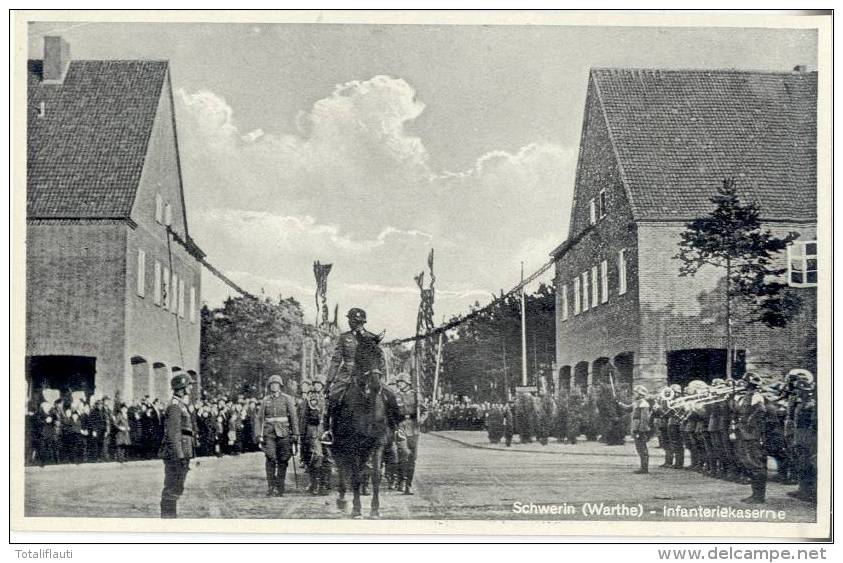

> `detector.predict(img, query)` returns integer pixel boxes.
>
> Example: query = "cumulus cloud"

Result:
[175,75,579,335]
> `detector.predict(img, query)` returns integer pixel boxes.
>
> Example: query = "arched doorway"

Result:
[613,352,635,395]
[573,361,589,391]
[559,366,572,392]
[130,356,149,402]
[592,357,611,389]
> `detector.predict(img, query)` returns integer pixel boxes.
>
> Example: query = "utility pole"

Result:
[520,262,528,387]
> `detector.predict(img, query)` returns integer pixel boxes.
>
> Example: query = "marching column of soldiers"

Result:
[644,369,817,504]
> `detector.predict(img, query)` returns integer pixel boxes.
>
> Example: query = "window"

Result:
[788,241,817,287]
[581,271,590,312]
[190,286,197,323]
[170,272,178,312]
[136,250,146,297]
[178,278,185,318]
[162,266,170,309]
[600,260,609,303]
[618,249,628,295]
[573,278,581,315]
[599,189,608,218]
[588,199,597,225]
[591,265,599,308]
[164,203,172,227]
[153,261,162,305]
[155,194,163,223]
[561,284,568,321]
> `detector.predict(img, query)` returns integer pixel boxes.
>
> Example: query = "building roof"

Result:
[27,59,169,218]
[590,68,817,221]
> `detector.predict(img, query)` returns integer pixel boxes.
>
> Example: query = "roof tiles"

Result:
[27,59,168,218]
[590,68,817,221]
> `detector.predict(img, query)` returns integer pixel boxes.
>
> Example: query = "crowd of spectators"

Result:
[25,392,264,466]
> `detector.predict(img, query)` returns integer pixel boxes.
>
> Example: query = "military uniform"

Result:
[735,379,768,503]
[395,387,427,494]
[158,385,195,518]
[619,387,651,474]
[790,385,817,501]
[299,393,330,495]
[259,387,299,496]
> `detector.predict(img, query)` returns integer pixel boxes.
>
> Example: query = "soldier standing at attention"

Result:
[788,370,817,502]
[618,385,652,474]
[735,373,768,504]
[666,384,684,469]
[394,374,427,495]
[159,373,196,519]
[258,375,299,497]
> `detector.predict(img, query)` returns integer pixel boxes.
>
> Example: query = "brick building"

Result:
[26,37,204,403]
[552,68,817,392]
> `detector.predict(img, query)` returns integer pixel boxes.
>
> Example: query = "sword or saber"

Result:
[291,439,300,489]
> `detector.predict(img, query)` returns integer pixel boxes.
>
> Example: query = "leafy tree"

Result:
[200,295,305,396]
[674,178,800,379]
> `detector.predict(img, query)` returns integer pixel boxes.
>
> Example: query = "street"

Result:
[25,432,816,522]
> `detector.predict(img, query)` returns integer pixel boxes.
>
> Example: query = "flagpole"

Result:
[520,262,528,387]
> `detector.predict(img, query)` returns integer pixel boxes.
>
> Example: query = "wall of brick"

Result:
[25,221,128,397]
[124,74,202,401]
[554,80,642,384]
[637,222,818,384]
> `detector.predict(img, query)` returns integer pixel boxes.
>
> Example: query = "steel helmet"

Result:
[267,374,284,387]
[346,308,367,324]
[670,384,682,394]
[633,385,649,397]
[743,372,763,387]
[788,369,814,385]
[171,373,191,391]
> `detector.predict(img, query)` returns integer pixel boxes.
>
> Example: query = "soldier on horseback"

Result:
[323,308,385,438]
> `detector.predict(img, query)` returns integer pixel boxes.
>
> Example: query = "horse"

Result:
[329,332,400,518]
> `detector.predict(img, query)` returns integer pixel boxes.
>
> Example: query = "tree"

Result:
[200,295,305,396]
[674,178,800,379]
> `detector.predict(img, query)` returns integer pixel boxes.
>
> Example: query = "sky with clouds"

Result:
[28,21,816,338]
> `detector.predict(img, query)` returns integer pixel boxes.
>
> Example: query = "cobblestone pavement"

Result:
[24,432,816,522]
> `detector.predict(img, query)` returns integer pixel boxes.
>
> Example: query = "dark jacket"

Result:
[159,397,196,460]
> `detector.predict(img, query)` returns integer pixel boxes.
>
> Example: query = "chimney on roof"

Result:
[43,36,71,83]
[792,64,808,73]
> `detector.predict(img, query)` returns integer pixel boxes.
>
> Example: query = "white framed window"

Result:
[155,194,163,223]
[190,286,197,323]
[588,199,597,225]
[599,189,608,218]
[573,278,581,315]
[561,284,568,321]
[162,266,170,309]
[591,265,599,308]
[581,271,590,312]
[787,241,817,287]
[178,278,185,318]
[600,260,609,303]
[136,250,146,297]
[170,272,178,312]
[164,203,172,227]
[153,261,162,305]
[618,249,628,295]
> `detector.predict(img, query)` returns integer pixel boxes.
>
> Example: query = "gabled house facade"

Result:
[553,68,818,392]
[26,36,204,403]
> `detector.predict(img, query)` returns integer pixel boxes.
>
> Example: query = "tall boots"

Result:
[160,496,177,518]
[634,453,649,474]
[265,460,287,496]
[742,476,766,504]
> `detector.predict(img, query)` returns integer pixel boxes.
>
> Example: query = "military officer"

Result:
[619,385,652,474]
[735,372,768,503]
[394,374,427,495]
[788,370,817,502]
[666,384,685,469]
[323,308,385,429]
[159,373,196,518]
[258,374,299,497]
